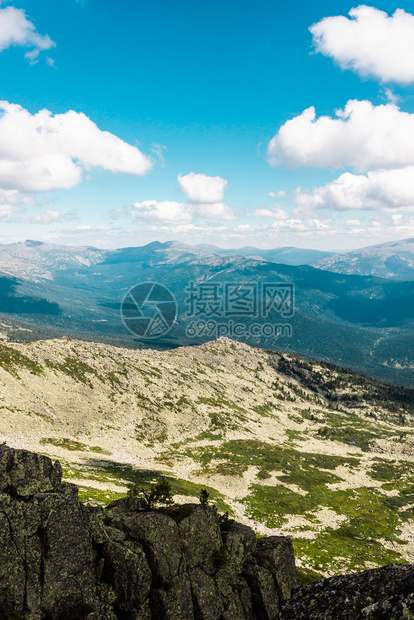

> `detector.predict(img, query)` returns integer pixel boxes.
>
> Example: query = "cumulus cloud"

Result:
[310,6,414,84]
[0,101,152,193]
[195,202,236,220]
[295,167,414,212]
[0,4,55,62]
[178,172,228,203]
[267,100,414,171]
[175,172,235,220]
[131,200,193,224]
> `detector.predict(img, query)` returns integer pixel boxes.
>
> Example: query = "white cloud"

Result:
[346,219,361,226]
[253,207,289,220]
[129,199,236,223]
[295,167,414,212]
[267,100,414,171]
[178,172,228,203]
[0,203,19,218]
[68,225,111,232]
[150,143,167,167]
[195,202,236,220]
[176,172,235,220]
[131,200,193,224]
[0,4,55,62]
[267,190,286,198]
[271,217,331,233]
[11,209,78,224]
[0,187,33,218]
[310,6,414,84]
[172,224,204,233]
[385,88,400,105]
[0,101,153,192]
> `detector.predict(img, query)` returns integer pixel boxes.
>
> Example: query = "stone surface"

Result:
[0,445,299,619]
[279,563,414,619]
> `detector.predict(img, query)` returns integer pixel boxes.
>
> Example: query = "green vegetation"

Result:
[200,488,210,505]
[184,439,359,478]
[195,430,223,441]
[77,485,125,505]
[275,353,414,420]
[369,458,412,482]
[316,425,378,452]
[45,357,104,387]
[244,483,410,573]
[66,458,232,514]
[128,477,174,509]
[0,344,44,378]
[40,438,111,454]
[296,567,323,584]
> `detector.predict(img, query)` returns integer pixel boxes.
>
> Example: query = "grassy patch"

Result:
[77,485,125,505]
[244,481,409,573]
[316,425,378,452]
[184,439,360,478]
[79,458,232,514]
[40,438,111,454]
[297,567,323,584]
[45,357,104,386]
[195,430,223,441]
[370,458,412,481]
[0,344,44,378]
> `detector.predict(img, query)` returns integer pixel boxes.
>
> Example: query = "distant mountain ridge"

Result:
[313,238,414,279]
[0,238,413,386]
[195,244,333,265]
[0,239,106,281]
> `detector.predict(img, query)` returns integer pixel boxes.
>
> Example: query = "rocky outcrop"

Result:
[279,563,414,619]
[0,445,299,619]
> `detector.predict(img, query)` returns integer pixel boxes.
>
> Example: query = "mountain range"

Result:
[314,238,414,279]
[0,238,413,386]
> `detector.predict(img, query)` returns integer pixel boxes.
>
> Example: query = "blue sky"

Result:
[1,0,414,249]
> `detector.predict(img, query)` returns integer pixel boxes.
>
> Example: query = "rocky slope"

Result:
[1,336,414,580]
[0,444,299,620]
[0,239,106,282]
[279,564,414,619]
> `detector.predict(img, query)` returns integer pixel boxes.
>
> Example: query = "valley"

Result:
[0,239,414,387]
